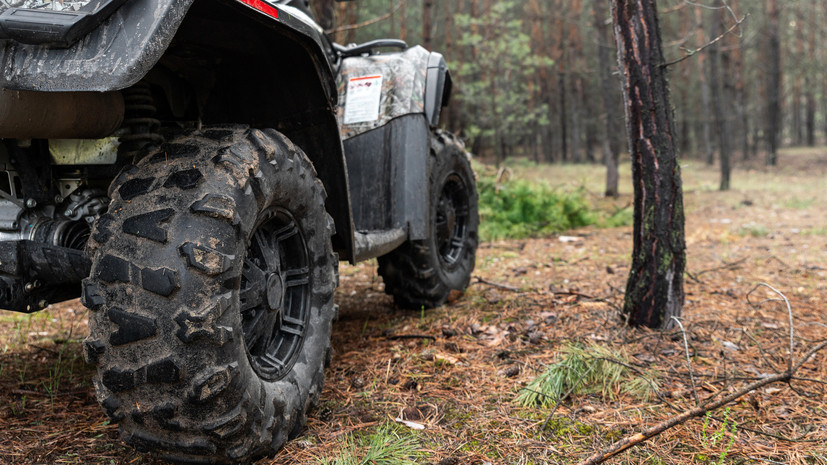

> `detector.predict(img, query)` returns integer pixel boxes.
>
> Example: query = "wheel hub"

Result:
[266,272,284,312]
[240,208,310,381]
[436,174,470,267]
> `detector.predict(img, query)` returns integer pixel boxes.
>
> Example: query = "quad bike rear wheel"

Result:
[378,130,479,309]
[82,127,337,463]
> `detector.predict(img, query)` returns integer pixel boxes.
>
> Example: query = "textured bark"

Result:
[805,78,816,146]
[708,7,731,191]
[612,0,686,329]
[695,7,714,165]
[399,0,408,42]
[422,0,433,50]
[731,23,750,161]
[571,75,583,163]
[766,0,780,166]
[528,0,553,162]
[805,0,816,146]
[558,15,569,163]
[594,0,621,196]
[311,0,335,31]
[569,0,584,163]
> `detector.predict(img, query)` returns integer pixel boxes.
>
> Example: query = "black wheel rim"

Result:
[435,173,470,268]
[240,207,311,381]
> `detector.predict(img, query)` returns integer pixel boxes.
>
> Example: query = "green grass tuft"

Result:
[318,424,427,465]
[737,223,770,238]
[516,343,658,408]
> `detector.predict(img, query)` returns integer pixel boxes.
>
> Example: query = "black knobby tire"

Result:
[82,127,337,463]
[378,130,479,309]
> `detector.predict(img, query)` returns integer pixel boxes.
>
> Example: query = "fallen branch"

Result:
[575,340,827,465]
[384,334,436,341]
[747,283,795,373]
[688,257,748,283]
[472,276,521,293]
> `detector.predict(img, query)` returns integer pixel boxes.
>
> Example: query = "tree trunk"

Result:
[731,18,750,161]
[558,18,569,163]
[311,0,335,32]
[334,2,348,44]
[399,0,408,42]
[612,0,686,329]
[708,6,731,191]
[805,0,817,146]
[529,0,553,162]
[792,84,803,146]
[422,0,433,50]
[805,78,816,146]
[345,3,357,44]
[594,0,621,196]
[766,0,781,166]
[695,7,714,165]
[571,75,583,163]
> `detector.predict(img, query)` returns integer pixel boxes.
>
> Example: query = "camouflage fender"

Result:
[337,46,451,139]
[0,0,196,92]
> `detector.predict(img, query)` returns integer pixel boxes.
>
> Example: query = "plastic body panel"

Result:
[0,0,195,92]
[0,0,131,47]
[343,114,429,241]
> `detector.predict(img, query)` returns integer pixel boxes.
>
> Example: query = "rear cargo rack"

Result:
[0,0,130,47]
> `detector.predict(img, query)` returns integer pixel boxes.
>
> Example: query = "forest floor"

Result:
[0,148,825,464]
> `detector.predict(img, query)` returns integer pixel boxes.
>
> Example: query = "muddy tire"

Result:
[378,130,479,309]
[82,127,337,463]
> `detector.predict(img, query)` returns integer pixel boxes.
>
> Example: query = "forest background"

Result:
[317,0,803,188]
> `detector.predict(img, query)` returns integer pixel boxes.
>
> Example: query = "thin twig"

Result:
[692,257,748,279]
[747,457,788,465]
[748,283,795,373]
[671,317,700,406]
[472,276,521,293]
[594,357,679,412]
[742,328,780,371]
[764,255,790,269]
[661,13,749,68]
[710,415,822,443]
[793,376,827,386]
[326,0,406,34]
[384,334,437,341]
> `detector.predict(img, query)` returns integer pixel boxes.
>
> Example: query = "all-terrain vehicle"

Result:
[0,0,478,462]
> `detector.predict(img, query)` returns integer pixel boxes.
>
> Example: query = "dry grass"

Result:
[1,148,826,464]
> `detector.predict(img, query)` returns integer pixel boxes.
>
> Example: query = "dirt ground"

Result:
[0,148,825,464]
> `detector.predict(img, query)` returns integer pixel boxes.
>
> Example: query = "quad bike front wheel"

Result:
[378,130,479,309]
[82,127,337,463]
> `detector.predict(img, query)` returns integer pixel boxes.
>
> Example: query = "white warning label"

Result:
[344,75,383,124]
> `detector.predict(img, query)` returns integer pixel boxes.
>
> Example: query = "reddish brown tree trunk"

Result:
[612,0,686,328]
[311,0,335,31]
[422,0,433,50]
[399,0,408,42]
[594,0,621,196]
